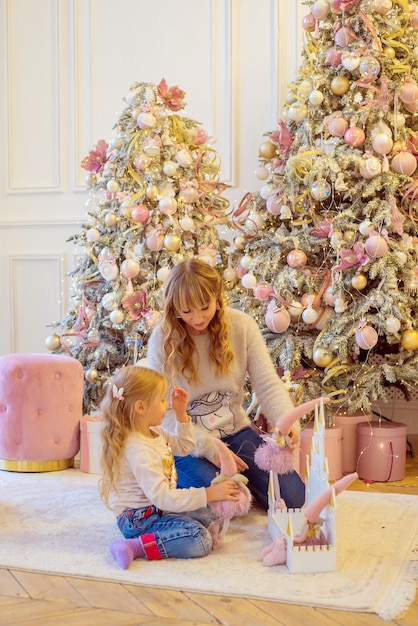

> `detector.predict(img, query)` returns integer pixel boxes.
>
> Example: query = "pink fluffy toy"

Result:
[254,397,331,475]
[262,472,359,566]
[209,438,252,543]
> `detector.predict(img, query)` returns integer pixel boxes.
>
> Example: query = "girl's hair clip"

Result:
[112,384,125,402]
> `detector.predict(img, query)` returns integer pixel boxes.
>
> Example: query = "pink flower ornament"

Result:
[157,78,186,112]
[81,139,109,173]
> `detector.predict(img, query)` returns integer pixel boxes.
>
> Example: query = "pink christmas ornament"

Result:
[311,0,329,20]
[344,127,365,147]
[158,197,178,214]
[302,13,315,31]
[335,26,356,47]
[145,226,164,252]
[266,194,284,215]
[254,284,273,300]
[391,151,417,176]
[399,79,418,104]
[131,204,150,223]
[326,48,342,67]
[327,114,348,137]
[265,301,291,333]
[287,249,307,268]
[355,323,378,350]
[365,234,388,258]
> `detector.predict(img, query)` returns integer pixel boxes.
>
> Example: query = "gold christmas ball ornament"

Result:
[85,368,99,382]
[45,333,61,351]
[383,46,396,59]
[164,233,182,252]
[258,141,276,160]
[330,76,350,96]
[313,347,333,368]
[401,329,418,351]
[351,273,368,290]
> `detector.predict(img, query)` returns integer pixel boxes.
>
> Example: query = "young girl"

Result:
[99,365,240,569]
[146,259,305,510]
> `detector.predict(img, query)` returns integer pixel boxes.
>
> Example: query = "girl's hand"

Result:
[171,386,189,423]
[213,450,249,473]
[205,480,240,502]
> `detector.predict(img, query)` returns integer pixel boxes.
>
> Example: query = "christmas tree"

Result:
[228,0,418,416]
[46,79,231,412]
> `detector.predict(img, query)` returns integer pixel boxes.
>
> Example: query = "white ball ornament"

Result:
[106,179,120,194]
[102,293,118,311]
[259,184,277,200]
[385,315,401,334]
[223,266,237,282]
[359,220,373,236]
[105,212,118,227]
[393,113,406,129]
[86,228,100,243]
[176,149,194,168]
[137,112,157,129]
[302,307,319,324]
[156,266,171,282]
[240,254,253,270]
[255,167,269,180]
[121,258,140,279]
[245,212,263,232]
[180,216,194,231]
[110,309,125,324]
[288,104,308,122]
[163,161,177,176]
[372,133,393,155]
[394,250,408,265]
[241,273,257,290]
[309,90,324,105]
[158,197,177,215]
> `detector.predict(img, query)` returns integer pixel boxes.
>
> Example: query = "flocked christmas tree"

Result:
[228,0,418,416]
[46,79,231,412]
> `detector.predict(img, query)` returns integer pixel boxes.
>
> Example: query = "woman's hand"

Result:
[205,480,240,502]
[171,386,190,423]
[213,450,249,473]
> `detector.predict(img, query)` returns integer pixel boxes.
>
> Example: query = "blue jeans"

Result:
[116,505,218,559]
[175,426,305,510]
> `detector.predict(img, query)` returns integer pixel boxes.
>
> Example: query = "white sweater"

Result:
[146,307,295,463]
[108,422,207,515]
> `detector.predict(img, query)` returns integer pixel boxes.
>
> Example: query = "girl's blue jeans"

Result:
[175,426,305,510]
[116,505,218,559]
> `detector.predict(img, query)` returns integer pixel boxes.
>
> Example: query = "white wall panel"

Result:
[9,254,67,353]
[5,0,65,192]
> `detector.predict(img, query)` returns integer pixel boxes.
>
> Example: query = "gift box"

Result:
[356,420,407,482]
[80,415,105,474]
[299,424,343,481]
[334,412,372,474]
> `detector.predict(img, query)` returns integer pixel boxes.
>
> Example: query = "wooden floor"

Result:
[1,438,417,626]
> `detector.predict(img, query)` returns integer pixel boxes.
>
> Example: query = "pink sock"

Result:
[110,538,144,569]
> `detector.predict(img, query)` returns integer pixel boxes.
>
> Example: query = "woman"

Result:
[146,259,305,509]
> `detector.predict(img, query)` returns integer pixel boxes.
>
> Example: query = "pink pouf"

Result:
[0,353,83,472]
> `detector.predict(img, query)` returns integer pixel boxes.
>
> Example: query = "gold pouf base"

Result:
[0,457,74,472]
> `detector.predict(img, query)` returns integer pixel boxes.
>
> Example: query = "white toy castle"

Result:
[267,397,337,573]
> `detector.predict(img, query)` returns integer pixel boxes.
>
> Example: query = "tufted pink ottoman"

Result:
[0,353,83,472]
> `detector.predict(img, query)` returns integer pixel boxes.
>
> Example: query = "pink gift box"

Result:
[80,415,105,474]
[334,412,372,474]
[356,421,407,482]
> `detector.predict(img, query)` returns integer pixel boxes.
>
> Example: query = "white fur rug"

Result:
[0,468,416,621]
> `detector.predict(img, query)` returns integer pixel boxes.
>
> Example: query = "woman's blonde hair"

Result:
[160,259,234,385]
[98,365,166,508]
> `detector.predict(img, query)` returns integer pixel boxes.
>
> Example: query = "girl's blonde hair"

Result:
[98,365,166,508]
[160,259,234,385]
